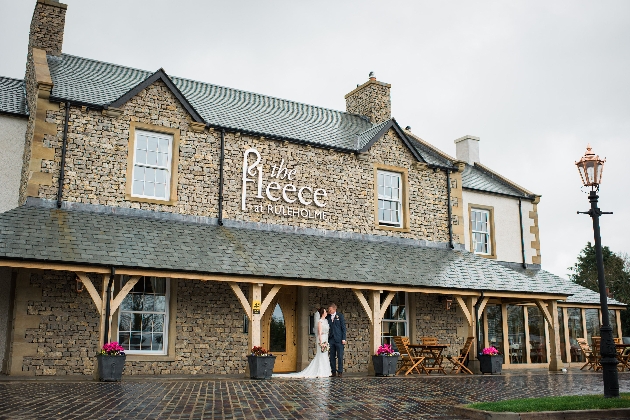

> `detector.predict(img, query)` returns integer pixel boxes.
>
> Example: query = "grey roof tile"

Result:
[47,54,375,149]
[0,206,572,297]
[461,164,529,197]
[0,77,28,116]
[510,267,625,306]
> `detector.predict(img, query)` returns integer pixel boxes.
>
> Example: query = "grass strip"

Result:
[468,393,630,412]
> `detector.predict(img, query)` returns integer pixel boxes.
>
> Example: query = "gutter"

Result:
[518,198,527,269]
[218,129,225,226]
[56,101,70,208]
[446,169,454,249]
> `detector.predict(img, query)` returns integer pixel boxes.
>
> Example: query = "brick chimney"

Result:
[454,135,480,165]
[345,72,391,124]
[28,0,67,57]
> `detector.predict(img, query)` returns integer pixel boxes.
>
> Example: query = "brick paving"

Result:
[0,371,629,419]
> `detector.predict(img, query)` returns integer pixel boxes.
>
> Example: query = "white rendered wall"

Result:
[462,190,537,265]
[0,114,27,212]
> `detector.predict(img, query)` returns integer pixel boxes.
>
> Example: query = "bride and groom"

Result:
[275,303,347,378]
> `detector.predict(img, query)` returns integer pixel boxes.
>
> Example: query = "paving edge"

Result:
[453,405,630,419]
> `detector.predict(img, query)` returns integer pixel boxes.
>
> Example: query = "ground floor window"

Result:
[381,292,407,347]
[507,305,527,364]
[486,305,503,353]
[118,276,169,354]
[567,308,584,362]
[585,308,600,346]
[527,307,547,364]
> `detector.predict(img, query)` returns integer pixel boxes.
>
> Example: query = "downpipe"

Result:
[56,102,70,208]
[102,267,115,344]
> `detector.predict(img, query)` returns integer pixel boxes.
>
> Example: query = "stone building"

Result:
[0,0,624,377]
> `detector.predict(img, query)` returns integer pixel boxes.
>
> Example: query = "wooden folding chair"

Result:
[421,336,439,345]
[446,337,473,374]
[591,337,602,371]
[577,338,598,371]
[393,336,427,375]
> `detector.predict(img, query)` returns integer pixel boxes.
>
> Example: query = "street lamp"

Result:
[575,144,618,398]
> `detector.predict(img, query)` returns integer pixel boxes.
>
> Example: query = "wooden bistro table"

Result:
[615,343,630,371]
[408,344,449,374]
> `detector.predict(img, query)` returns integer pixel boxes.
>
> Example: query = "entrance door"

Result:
[262,286,297,372]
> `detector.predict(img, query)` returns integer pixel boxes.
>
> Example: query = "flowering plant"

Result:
[481,346,500,356]
[376,344,397,356]
[320,342,329,353]
[251,346,270,356]
[100,341,125,356]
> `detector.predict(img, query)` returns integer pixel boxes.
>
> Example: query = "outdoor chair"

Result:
[618,347,630,372]
[446,337,473,374]
[420,336,439,345]
[614,338,622,344]
[576,338,598,371]
[591,337,602,371]
[393,336,427,375]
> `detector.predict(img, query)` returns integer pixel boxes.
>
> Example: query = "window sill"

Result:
[375,224,410,233]
[125,353,175,362]
[126,194,177,206]
[474,253,497,259]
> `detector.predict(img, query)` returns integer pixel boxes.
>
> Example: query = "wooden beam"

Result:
[379,291,396,321]
[260,285,282,317]
[75,272,102,314]
[353,290,373,324]
[110,275,141,313]
[455,295,472,326]
[229,283,252,320]
[0,259,577,302]
[477,296,490,320]
[535,299,553,328]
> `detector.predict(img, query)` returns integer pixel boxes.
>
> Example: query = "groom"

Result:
[327,303,346,377]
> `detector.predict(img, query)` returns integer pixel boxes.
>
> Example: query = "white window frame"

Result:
[118,277,170,355]
[471,208,491,255]
[131,129,173,201]
[377,170,403,228]
[381,292,409,346]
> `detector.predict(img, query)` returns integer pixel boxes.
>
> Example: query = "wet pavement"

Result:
[1,370,629,419]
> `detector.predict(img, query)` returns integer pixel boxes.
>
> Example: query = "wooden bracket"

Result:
[75,272,102,314]
[353,290,373,324]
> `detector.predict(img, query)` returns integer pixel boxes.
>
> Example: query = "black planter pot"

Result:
[372,355,399,376]
[478,354,503,374]
[97,354,126,382]
[247,355,277,379]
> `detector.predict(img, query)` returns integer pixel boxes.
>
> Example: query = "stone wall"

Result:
[20,270,100,376]
[31,79,451,243]
[123,281,249,375]
[414,293,468,358]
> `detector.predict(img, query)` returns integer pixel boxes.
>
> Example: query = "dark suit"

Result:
[326,312,346,374]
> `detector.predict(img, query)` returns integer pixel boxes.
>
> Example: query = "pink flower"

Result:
[482,346,499,356]
[376,344,395,356]
[100,341,125,356]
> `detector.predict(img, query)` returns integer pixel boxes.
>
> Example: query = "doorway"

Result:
[262,286,297,372]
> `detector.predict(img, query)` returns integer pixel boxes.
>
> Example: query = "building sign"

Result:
[252,300,261,315]
[241,148,328,220]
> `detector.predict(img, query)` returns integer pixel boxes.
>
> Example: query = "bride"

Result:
[274,307,332,378]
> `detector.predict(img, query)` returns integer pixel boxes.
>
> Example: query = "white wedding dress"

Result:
[274,318,332,378]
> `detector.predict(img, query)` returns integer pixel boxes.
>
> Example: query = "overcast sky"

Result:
[1,0,628,279]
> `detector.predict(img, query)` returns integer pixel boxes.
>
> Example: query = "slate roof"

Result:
[461,163,531,198]
[46,54,376,150]
[0,77,28,117]
[0,205,571,297]
[512,267,625,306]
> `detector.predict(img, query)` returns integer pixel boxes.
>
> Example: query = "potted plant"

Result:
[372,344,400,376]
[97,341,126,382]
[478,346,503,374]
[246,346,276,379]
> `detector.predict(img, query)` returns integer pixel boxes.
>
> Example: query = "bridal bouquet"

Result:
[320,342,329,353]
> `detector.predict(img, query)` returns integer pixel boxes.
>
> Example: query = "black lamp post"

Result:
[575,144,618,398]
